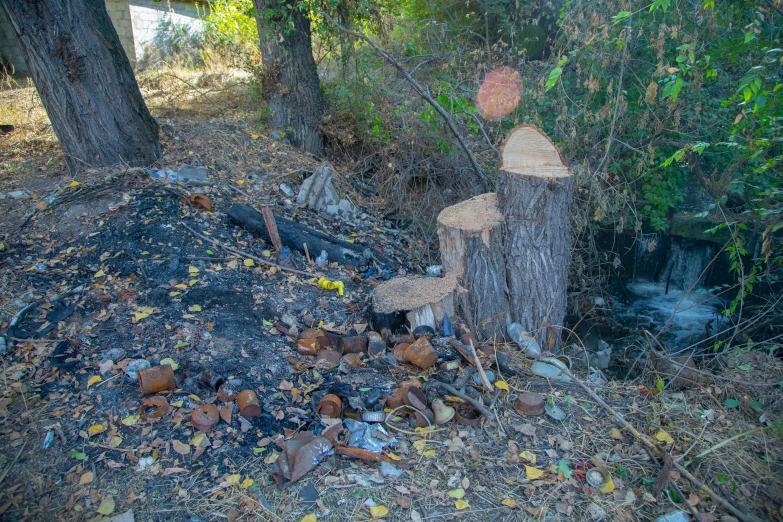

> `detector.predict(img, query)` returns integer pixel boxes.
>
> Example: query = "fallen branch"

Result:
[427,380,494,419]
[8,285,84,338]
[320,11,491,192]
[179,222,314,278]
[561,367,761,522]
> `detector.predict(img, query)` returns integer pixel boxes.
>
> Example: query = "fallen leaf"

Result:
[519,450,536,464]
[300,515,317,522]
[495,380,510,392]
[412,439,427,451]
[188,266,200,274]
[447,488,465,499]
[454,499,469,510]
[422,450,436,457]
[94,270,105,278]
[599,476,615,493]
[109,436,123,448]
[172,440,190,455]
[87,424,106,436]
[368,505,388,518]
[79,472,94,485]
[96,495,115,515]
[610,428,623,440]
[122,414,140,426]
[244,258,255,267]
[240,477,254,489]
[655,428,674,444]
[501,498,517,507]
[191,432,206,447]
[226,473,241,486]
[525,465,544,479]
[87,375,102,388]
[251,134,260,140]
[188,305,202,312]
[159,357,179,370]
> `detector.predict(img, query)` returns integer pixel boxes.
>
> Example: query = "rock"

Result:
[8,191,29,200]
[670,211,734,244]
[177,165,208,183]
[337,199,354,215]
[279,183,295,197]
[326,204,339,215]
[297,162,340,212]
[124,359,151,381]
[101,348,126,363]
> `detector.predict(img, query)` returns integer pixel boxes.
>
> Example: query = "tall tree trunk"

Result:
[253,0,325,156]
[0,0,161,174]
[497,125,573,351]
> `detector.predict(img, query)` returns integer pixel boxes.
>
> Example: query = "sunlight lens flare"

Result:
[476,66,521,120]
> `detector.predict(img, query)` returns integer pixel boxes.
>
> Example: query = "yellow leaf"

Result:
[655,428,674,444]
[386,452,401,461]
[160,358,179,370]
[599,476,615,493]
[188,394,201,402]
[368,505,388,518]
[96,495,115,515]
[251,134,260,140]
[455,499,469,510]
[226,473,241,486]
[240,477,254,489]
[175,284,187,289]
[188,279,198,286]
[87,424,105,436]
[501,498,517,507]
[172,440,190,455]
[94,270,105,278]
[525,466,544,479]
[244,258,255,267]
[610,427,623,440]
[188,266,200,274]
[237,179,245,185]
[422,449,436,457]
[300,515,317,522]
[188,305,202,312]
[122,414,140,426]
[447,488,465,499]
[87,375,102,388]
[69,181,80,187]
[518,451,536,464]
[191,432,206,447]
[109,436,123,448]
[171,400,183,407]
[412,439,428,451]
[495,380,510,392]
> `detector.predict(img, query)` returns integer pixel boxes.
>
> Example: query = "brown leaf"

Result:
[79,472,94,485]
[172,439,190,455]
[396,496,411,509]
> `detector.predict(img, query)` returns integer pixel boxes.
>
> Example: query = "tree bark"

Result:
[253,0,325,156]
[437,193,509,341]
[0,0,160,174]
[497,125,573,351]
[370,274,458,333]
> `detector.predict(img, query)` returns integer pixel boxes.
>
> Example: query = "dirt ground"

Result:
[1,73,782,522]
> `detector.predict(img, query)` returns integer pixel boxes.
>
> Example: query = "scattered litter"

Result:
[507,322,542,359]
[654,510,690,522]
[137,364,175,394]
[544,400,567,421]
[124,359,151,382]
[379,461,405,479]
[317,277,344,296]
[425,265,443,277]
[7,191,30,200]
[345,419,396,454]
[531,356,573,382]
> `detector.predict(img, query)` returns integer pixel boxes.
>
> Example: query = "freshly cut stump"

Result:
[497,125,573,350]
[437,193,509,341]
[371,274,458,333]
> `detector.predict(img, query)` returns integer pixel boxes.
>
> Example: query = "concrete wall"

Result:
[106,0,137,64]
[0,9,28,75]
[129,0,206,60]
[0,0,206,76]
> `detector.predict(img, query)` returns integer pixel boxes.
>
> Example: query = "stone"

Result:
[124,359,151,381]
[8,191,29,200]
[177,165,208,183]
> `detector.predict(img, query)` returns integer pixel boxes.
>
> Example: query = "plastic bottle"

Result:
[507,322,542,359]
[315,250,329,267]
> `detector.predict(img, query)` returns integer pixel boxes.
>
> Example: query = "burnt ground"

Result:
[0,118,782,522]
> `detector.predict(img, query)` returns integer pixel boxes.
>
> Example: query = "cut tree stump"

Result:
[437,193,509,341]
[497,125,573,350]
[229,203,367,266]
[371,274,458,333]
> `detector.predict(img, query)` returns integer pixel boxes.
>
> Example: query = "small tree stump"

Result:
[371,274,458,333]
[497,125,573,350]
[437,193,509,341]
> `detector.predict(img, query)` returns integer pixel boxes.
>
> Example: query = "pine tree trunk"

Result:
[253,0,325,156]
[497,125,573,351]
[0,0,161,174]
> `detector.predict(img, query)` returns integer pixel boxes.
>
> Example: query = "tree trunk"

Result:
[370,274,458,334]
[497,125,572,351]
[437,193,509,341]
[0,0,160,174]
[253,0,324,156]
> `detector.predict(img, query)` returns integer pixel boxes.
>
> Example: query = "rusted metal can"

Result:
[339,334,368,354]
[405,337,438,370]
[201,370,225,391]
[316,394,342,418]
[138,364,175,395]
[192,404,220,432]
[513,392,545,416]
[236,390,261,418]
[297,338,319,356]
